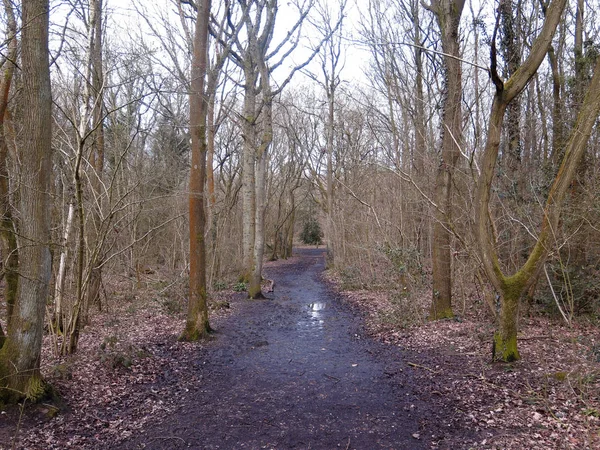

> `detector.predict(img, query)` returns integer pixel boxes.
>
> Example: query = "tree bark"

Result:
[86,0,105,314]
[181,0,211,341]
[241,65,257,284]
[430,0,465,320]
[0,0,52,402]
[0,0,18,346]
[248,59,273,298]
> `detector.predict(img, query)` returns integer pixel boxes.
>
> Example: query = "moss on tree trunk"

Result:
[0,337,49,403]
[493,288,521,362]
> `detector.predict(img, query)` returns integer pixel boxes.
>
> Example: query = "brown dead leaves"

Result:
[329,272,600,449]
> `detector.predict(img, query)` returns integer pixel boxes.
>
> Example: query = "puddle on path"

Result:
[308,302,326,311]
[298,302,327,330]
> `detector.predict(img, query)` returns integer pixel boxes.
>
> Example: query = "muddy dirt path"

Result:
[123,248,435,449]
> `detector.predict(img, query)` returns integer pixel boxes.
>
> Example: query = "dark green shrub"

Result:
[300,218,323,245]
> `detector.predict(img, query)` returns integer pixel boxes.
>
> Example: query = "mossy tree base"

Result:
[494,284,522,362]
[248,272,265,299]
[179,322,212,342]
[0,366,50,404]
[248,289,266,300]
[493,331,520,362]
[429,306,454,321]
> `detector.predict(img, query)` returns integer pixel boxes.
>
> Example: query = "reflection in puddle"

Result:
[297,302,326,330]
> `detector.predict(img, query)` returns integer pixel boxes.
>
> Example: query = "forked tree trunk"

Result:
[248,69,273,299]
[474,0,600,362]
[0,0,52,402]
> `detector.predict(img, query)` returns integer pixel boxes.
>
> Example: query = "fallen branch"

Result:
[407,362,441,374]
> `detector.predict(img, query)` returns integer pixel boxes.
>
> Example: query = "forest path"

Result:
[125,247,432,449]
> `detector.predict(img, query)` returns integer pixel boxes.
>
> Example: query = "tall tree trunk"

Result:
[248,65,273,298]
[326,80,335,265]
[0,0,18,346]
[569,0,588,268]
[207,92,216,212]
[249,149,267,298]
[241,67,257,284]
[86,0,105,314]
[412,0,427,255]
[429,0,465,320]
[0,0,52,402]
[206,91,218,284]
[181,0,211,341]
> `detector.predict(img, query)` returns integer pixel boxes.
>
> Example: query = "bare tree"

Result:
[52,0,107,354]
[308,0,347,265]
[228,0,332,298]
[474,0,587,361]
[86,0,106,315]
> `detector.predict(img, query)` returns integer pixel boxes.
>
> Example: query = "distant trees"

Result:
[229,0,331,298]
[310,0,347,264]
[1,0,600,407]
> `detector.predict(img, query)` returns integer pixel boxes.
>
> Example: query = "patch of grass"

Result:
[213,280,228,291]
[582,408,600,417]
[100,335,118,350]
[233,282,247,292]
[552,371,568,382]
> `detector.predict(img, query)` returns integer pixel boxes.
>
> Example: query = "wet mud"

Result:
[123,248,442,449]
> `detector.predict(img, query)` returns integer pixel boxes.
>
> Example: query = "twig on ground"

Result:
[323,373,340,383]
[408,362,441,374]
[146,436,186,444]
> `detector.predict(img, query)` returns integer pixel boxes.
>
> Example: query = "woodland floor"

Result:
[0,247,599,449]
